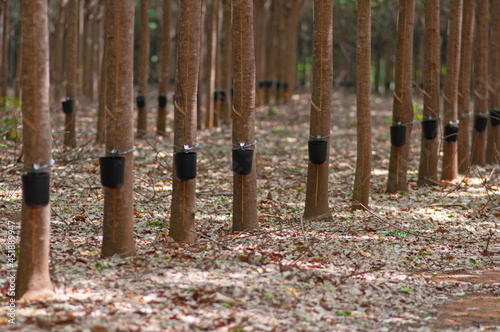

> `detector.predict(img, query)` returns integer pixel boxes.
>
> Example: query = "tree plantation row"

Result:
[2,0,499,303]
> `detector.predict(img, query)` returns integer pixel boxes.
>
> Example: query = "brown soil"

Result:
[434,270,500,329]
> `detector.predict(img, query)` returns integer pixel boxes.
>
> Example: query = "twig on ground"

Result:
[190,230,231,250]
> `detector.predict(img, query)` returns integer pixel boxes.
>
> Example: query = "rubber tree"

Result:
[471,0,488,166]
[16,0,54,301]
[386,0,415,193]
[53,0,66,103]
[204,0,217,129]
[352,0,371,210]
[220,0,231,124]
[101,0,135,257]
[64,0,78,148]
[157,0,170,136]
[231,0,258,231]
[441,0,463,181]
[169,0,202,243]
[417,0,440,185]
[136,0,150,138]
[486,0,500,164]
[303,0,333,220]
[96,9,106,145]
[457,0,474,173]
[1,0,8,101]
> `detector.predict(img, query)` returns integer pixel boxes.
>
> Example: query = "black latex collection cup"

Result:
[174,152,197,181]
[422,120,438,140]
[232,148,254,175]
[62,98,73,114]
[308,140,327,164]
[213,91,219,102]
[219,91,227,102]
[22,172,50,208]
[158,94,167,108]
[490,108,500,126]
[444,124,459,143]
[474,115,488,132]
[99,156,125,188]
[390,125,406,146]
[136,94,146,109]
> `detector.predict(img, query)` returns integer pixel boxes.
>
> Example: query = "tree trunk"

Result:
[254,0,265,106]
[169,0,202,243]
[486,0,500,164]
[231,0,258,231]
[204,0,216,129]
[457,0,474,173]
[16,0,53,301]
[220,0,231,124]
[264,1,277,105]
[386,0,415,193]
[352,0,371,211]
[213,0,221,127]
[303,0,333,220]
[418,0,441,185]
[1,0,9,100]
[137,0,150,138]
[101,0,135,257]
[64,0,78,148]
[53,1,65,103]
[96,6,106,145]
[471,0,488,166]
[14,14,22,101]
[157,0,170,135]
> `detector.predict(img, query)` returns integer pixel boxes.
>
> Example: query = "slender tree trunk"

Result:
[83,1,92,99]
[457,0,474,173]
[213,0,221,127]
[486,0,500,164]
[1,0,9,100]
[471,0,488,166]
[76,0,82,96]
[137,0,150,138]
[384,35,393,94]
[157,0,170,135]
[204,0,216,129]
[231,0,258,231]
[254,0,265,106]
[53,1,65,103]
[220,0,231,124]
[418,0,441,185]
[64,0,78,148]
[102,0,135,257]
[169,0,202,243]
[374,41,381,94]
[16,0,53,301]
[386,0,415,193]
[352,0,371,211]
[303,0,333,220]
[96,8,106,145]
[264,1,277,105]
[14,16,22,101]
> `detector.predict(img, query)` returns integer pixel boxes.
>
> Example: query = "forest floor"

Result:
[1,90,500,331]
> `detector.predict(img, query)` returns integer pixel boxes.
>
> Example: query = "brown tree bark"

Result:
[457,0,474,173]
[96,5,106,145]
[220,0,231,124]
[386,0,415,193]
[471,0,488,166]
[137,0,150,138]
[14,13,22,101]
[204,0,217,129]
[264,1,277,105]
[1,0,9,100]
[16,0,53,301]
[101,0,135,257]
[441,0,463,181]
[486,0,500,164]
[169,0,202,243]
[157,0,170,136]
[231,0,258,231]
[303,0,333,220]
[418,0,440,185]
[352,0,371,211]
[254,0,265,106]
[213,0,221,127]
[53,0,66,103]
[64,0,78,148]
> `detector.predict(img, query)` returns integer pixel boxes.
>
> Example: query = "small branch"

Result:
[190,230,231,251]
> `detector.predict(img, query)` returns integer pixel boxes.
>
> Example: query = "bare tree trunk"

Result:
[352,0,371,211]
[418,0,440,185]
[96,6,106,145]
[220,0,231,124]
[14,15,22,101]
[137,0,150,138]
[53,1,65,103]
[231,0,258,231]
[1,0,9,100]
[471,0,488,166]
[102,0,135,257]
[264,1,277,105]
[486,0,500,164]
[204,0,216,129]
[157,0,170,135]
[64,0,78,148]
[16,0,53,301]
[254,0,265,106]
[169,0,202,243]
[386,0,415,193]
[457,0,474,173]
[303,0,333,220]
[76,0,82,96]
[213,0,221,127]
